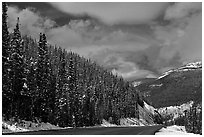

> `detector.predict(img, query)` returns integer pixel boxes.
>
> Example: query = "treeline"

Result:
[2,3,143,127]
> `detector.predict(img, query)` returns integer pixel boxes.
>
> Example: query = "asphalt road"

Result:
[3,125,164,135]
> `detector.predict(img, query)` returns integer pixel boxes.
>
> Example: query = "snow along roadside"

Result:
[2,122,29,132]
[155,125,198,135]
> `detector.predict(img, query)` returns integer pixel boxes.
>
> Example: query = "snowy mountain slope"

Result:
[158,61,201,80]
[136,61,202,108]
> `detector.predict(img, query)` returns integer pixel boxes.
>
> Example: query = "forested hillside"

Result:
[135,62,202,134]
[137,68,201,108]
[2,3,144,127]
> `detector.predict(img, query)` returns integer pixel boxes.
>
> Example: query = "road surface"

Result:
[3,125,163,135]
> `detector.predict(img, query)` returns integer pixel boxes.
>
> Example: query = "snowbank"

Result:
[101,119,117,127]
[158,101,193,120]
[155,125,197,135]
[101,118,146,127]
[2,122,29,132]
[2,120,63,133]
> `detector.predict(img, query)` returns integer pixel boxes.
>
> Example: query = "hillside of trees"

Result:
[136,66,202,134]
[137,69,202,108]
[2,3,144,127]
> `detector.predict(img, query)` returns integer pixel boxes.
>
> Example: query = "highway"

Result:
[3,125,163,135]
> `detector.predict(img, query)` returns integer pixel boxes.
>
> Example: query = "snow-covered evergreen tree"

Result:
[9,17,25,119]
[36,33,50,122]
[68,53,78,127]
[2,2,12,120]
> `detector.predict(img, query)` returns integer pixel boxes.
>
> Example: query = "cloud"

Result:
[49,2,168,25]
[47,19,158,56]
[97,53,158,80]
[7,3,202,80]
[164,2,202,20]
[153,3,202,65]
[7,6,160,81]
[89,47,161,80]
[47,25,85,48]
[7,6,56,39]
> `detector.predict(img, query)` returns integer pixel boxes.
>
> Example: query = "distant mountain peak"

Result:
[157,61,202,80]
[182,61,202,69]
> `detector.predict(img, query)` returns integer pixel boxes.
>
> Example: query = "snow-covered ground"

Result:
[101,119,117,127]
[2,122,29,132]
[158,101,193,120]
[2,118,146,133]
[157,69,174,80]
[132,81,142,87]
[2,120,63,133]
[182,61,202,69]
[155,125,197,135]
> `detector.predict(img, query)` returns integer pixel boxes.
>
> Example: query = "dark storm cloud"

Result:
[7,2,93,26]
[7,2,62,19]
[49,2,169,25]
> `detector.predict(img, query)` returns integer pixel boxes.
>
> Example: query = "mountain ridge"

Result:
[157,61,202,80]
[135,61,202,108]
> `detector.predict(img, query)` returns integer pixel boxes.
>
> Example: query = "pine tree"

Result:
[2,2,12,120]
[21,36,40,121]
[2,2,10,70]
[68,53,77,127]
[53,47,70,127]
[45,45,56,124]
[10,18,25,120]
[36,33,50,122]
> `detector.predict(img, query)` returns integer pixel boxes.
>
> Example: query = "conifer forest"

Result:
[2,2,143,127]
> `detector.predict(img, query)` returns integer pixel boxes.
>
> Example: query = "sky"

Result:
[7,2,202,81]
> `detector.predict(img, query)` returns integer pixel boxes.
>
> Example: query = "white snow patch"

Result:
[157,70,174,80]
[23,83,28,89]
[82,94,86,98]
[158,101,193,120]
[149,84,163,88]
[183,61,202,69]
[157,61,201,80]
[2,121,29,132]
[101,119,117,127]
[120,118,145,126]
[144,101,156,114]
[133,81,142,87]
[155,125,197,135]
